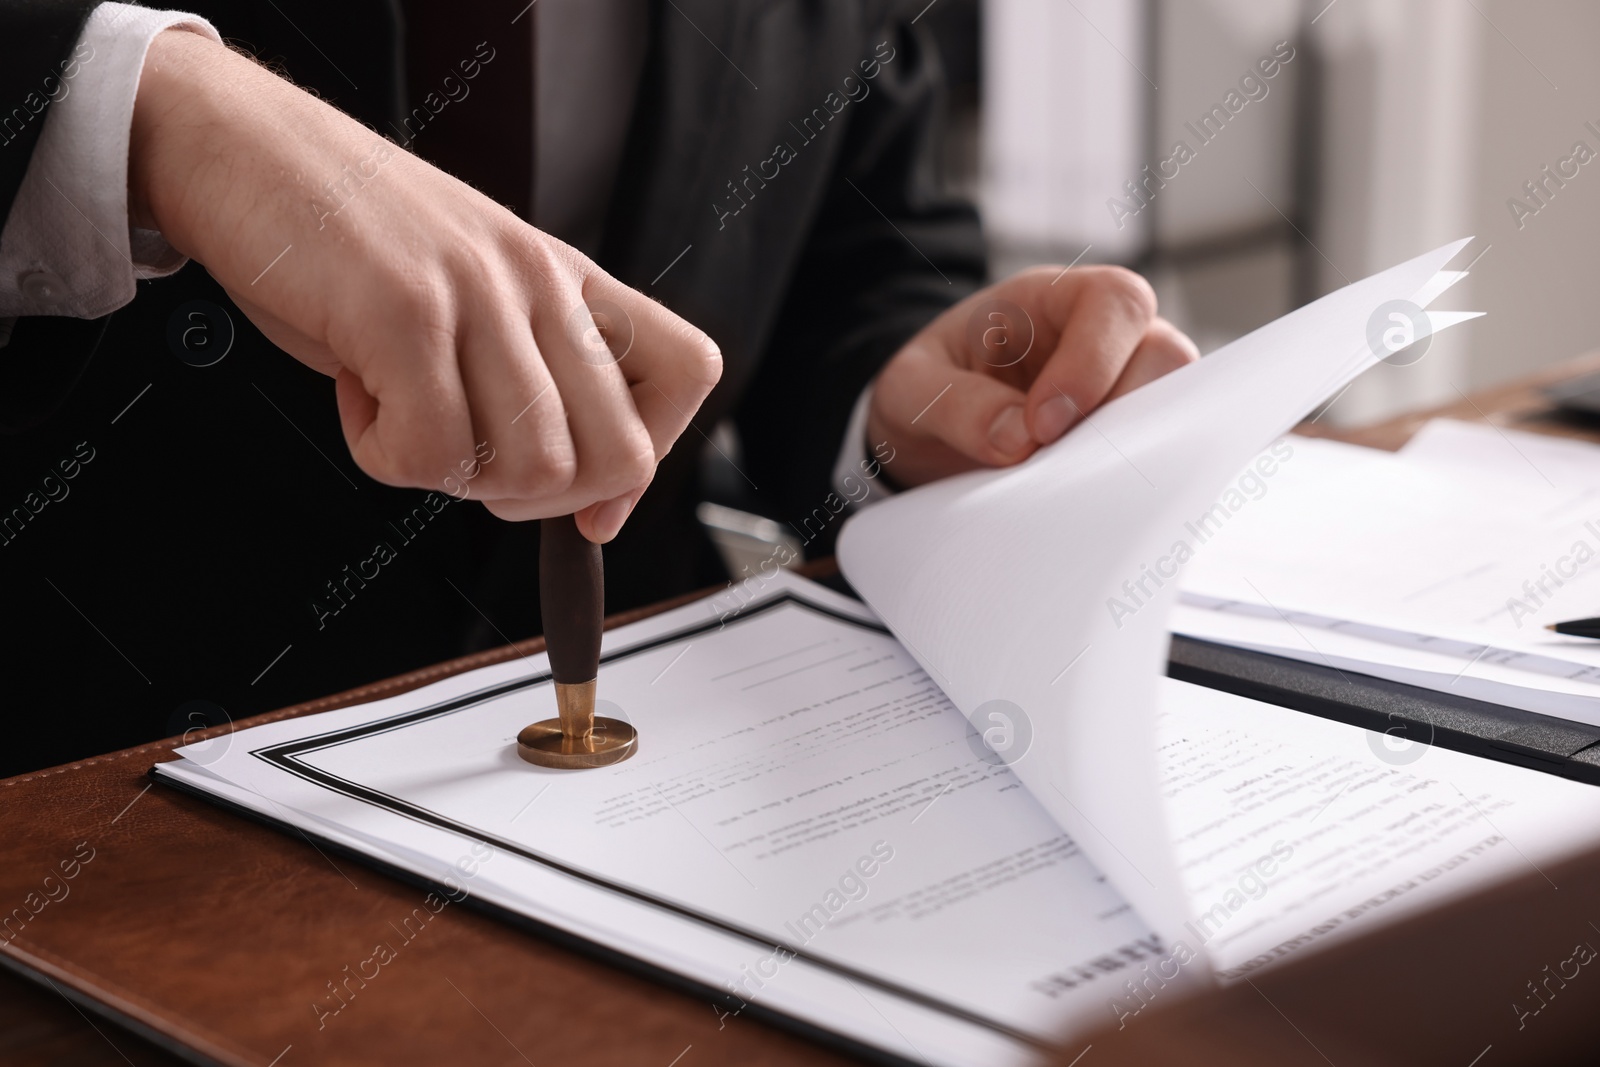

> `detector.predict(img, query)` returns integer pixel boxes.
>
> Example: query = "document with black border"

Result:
[155,241,1587,1064]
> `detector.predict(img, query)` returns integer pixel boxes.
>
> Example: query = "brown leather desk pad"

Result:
[0,583,872,1067]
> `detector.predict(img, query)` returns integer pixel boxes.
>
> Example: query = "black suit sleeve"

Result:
[0,0,103,229]
[733,9,986,554]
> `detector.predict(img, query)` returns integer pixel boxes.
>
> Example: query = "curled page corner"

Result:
[836,238,1484,974]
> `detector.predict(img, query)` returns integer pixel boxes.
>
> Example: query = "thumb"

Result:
[575,478,652,544]
[878,354,1037,469]
[334,367,379,453]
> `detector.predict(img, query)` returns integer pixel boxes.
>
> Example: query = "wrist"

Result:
[128,29,240,240]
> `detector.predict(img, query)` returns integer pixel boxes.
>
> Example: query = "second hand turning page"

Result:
[836,240,1482,954]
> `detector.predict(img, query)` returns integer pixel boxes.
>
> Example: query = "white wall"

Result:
[1310,0,1482,424]
[979,0,1600,423]
[1150,0,1300,248]
[1465,0,1600,388]
[981,0,1148,263]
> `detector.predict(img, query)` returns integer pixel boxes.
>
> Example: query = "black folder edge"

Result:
[829,563,1600,785]
[1168,634,1600,786]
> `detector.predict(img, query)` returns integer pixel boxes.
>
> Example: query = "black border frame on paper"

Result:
[167,590,1051,1053]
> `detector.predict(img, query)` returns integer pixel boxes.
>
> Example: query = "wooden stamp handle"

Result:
[539,514,603,686]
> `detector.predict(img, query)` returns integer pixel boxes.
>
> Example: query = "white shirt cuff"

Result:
[830,382,897,507]
[0,4,220,320]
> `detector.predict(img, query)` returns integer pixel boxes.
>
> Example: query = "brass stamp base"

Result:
[516,717,637,769]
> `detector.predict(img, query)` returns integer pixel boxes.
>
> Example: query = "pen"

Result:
[1546,617,1600,639]
[516,514,638,768]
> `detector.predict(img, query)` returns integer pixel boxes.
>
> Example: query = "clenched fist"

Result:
[130,30,721,542]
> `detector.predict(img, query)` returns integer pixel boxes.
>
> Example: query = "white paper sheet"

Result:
[1176,431,1600,712]
[157,572,1600,1060]
[1159,679,1600,985]
[1401,416,1600,491]
[837,239,1482,954]
[161,573,1156,1066]
[1171,597,1600,723]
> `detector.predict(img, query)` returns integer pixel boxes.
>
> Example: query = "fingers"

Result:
[330,282,478,495]
[457,255,718,537]
[478,477,647,534]
[869,265,1196,489]
[872,337,1036,479]
[480,469,653,539]
[318,220,720,539]
[334,367,379,446]
[581,270,723,461]
[1021,266,1158,445]
[575,478,653,543]
[454,289,578,505]
[1104,317,1200,402]
[522,282,657,509]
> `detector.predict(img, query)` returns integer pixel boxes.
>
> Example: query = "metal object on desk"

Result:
[517,514,637,769]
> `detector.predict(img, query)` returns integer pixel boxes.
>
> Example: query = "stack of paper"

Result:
[156,571,1600,1066]
[1173,421,1600,724]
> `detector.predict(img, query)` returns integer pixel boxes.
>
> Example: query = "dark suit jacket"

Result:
[0,0,984,775]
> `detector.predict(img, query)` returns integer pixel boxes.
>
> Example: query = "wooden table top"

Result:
[1294,348,1600,451]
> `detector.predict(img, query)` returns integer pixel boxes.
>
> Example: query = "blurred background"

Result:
[703,0,1600,571]
[945,0,1600,422]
